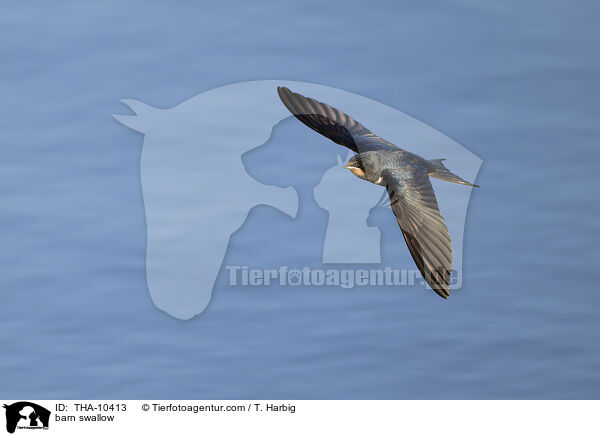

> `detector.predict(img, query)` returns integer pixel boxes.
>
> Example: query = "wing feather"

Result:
[383,170,453,298]
[277,86,398,153]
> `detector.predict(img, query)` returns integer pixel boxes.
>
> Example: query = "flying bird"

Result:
[277,86,478,298]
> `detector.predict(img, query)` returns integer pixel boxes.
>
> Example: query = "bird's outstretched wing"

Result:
[383,169,453,298]
[277,86,399,153]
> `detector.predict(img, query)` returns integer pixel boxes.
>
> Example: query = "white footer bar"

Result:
[1,400,596,435]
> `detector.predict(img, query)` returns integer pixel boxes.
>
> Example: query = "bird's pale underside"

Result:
[277,86,478,299]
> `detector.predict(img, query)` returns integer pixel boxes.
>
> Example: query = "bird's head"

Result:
[344,152,382,184]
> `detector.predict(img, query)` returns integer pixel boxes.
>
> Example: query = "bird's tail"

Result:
[428,159,479,187]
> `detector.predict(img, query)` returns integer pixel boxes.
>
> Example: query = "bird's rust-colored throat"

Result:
[344,165,366,179]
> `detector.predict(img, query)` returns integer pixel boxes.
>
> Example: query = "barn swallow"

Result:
[278,86,478,298]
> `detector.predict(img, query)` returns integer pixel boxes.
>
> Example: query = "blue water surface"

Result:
[1,0,600,399]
